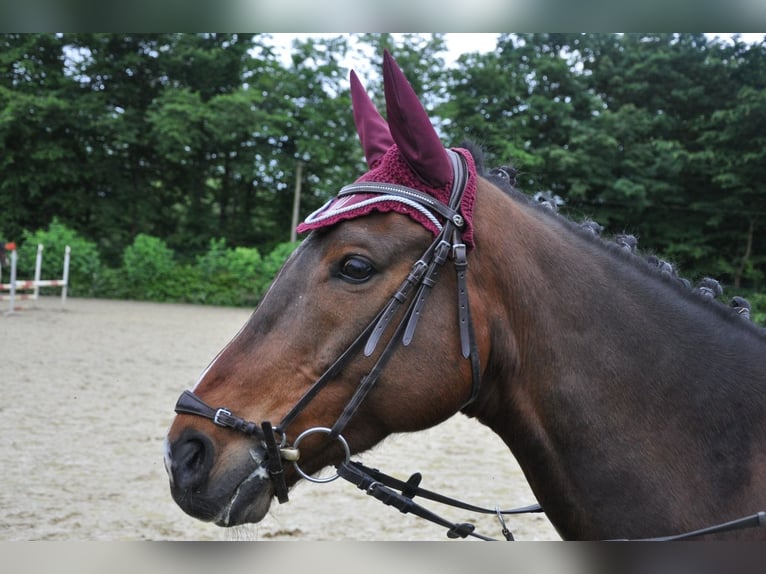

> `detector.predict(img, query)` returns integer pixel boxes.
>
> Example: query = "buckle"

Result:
[213,408,233,427]
[433,239,451,265]
[452,243,467,265]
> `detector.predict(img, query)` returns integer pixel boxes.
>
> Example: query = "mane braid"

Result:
[463,142,764,336]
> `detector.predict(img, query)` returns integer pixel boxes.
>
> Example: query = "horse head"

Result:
[164,51,489,527]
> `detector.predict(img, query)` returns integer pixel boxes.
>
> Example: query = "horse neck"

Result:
[467,179,766,539]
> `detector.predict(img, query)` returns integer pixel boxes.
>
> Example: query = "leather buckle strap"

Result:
[262,421,289,503]
[175,389,217,419]
[364,259,429,357]
[175,390,265,439]
[174,390,291,503]
[213,408,234,427]
[345,460,543,517]
[336,461,495,541]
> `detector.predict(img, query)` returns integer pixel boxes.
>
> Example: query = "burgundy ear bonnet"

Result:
[296,51,477,247]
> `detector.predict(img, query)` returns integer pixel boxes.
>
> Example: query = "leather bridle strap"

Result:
[262,421,289,503]
[174,390,291,502]
[343,460,543,517]
[307,150,480,440]
[175,389,265,439]
[275,308,385,434]
[336,460,547,541]
[174,388,766,541]
[622,511,766,541]
[327,266,433,440]
[279,215,462,441]
[337,461,494,540]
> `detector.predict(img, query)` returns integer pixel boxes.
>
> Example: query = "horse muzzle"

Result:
[164,430,276,526]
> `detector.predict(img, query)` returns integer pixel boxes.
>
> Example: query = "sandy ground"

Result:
[0,297,559,541]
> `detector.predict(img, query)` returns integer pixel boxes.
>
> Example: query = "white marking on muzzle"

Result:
[218,464,270,526]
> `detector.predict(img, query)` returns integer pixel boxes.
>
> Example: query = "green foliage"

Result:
[442,33,765,291]
[1,33,765,301]
[189,239,300,306]
[263,241,300,277]
[191,238,264,306]
[90,236,299,307]
[748,293,766,327]
[7,221,301,307]
[117,234,181,302]
[17,218,101,297]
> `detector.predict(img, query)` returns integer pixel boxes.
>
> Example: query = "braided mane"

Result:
[464,142,762,333]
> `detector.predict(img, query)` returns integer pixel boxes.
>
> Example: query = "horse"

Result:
[164,51,766,540]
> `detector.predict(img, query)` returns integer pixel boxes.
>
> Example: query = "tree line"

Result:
[1,33,764,315]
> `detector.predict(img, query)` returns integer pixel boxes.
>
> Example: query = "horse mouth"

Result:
[213,462,275,526]
[168,444,277,527]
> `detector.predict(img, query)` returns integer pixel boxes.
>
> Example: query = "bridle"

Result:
[173,149,766,541]
[174,148,482,506]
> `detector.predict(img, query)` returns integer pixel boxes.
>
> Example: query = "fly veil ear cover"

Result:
[297,50,477,247]
[350,67,392,169]
[379,50,452,188]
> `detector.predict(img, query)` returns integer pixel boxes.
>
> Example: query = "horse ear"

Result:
[350,70,393,168]
[382,50,452,188]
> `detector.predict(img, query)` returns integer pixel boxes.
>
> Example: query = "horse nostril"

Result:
[170,433,214,491]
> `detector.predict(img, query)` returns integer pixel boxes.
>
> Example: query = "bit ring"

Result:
[292,427,351,483]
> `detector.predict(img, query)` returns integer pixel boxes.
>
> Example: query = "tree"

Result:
[440,33,765,289]
[2,33,763,299]
[59,33,178,263]
[689,38,766,288]
[0,34,86,241]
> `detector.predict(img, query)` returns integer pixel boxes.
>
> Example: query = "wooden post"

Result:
[290,160,303,243]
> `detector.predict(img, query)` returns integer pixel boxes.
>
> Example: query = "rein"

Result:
[336,460,543,541]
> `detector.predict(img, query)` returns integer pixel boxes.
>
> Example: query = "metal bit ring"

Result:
[292,427,351,483]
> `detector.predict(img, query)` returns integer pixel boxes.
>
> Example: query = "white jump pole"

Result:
[6,248,17,314]
[32,244,43,300]
[2,244,70,311]
[61,246,70,304]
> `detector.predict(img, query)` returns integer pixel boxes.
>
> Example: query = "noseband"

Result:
[174,149,480,505]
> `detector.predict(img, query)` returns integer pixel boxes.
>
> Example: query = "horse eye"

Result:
[339,256,375,283]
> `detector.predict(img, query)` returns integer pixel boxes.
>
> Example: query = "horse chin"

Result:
[213,464,275,527]
[168,444,277,527]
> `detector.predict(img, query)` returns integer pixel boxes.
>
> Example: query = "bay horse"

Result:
[165,51,766,540]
